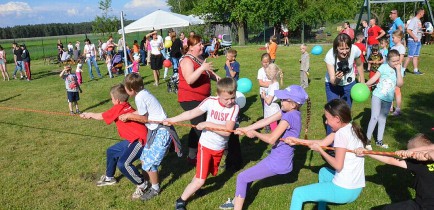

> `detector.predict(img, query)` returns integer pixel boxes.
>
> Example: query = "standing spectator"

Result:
[340,21,355,41]
[75,40,81,56]
[266,35,278,63]
[97,39,103,61]
[146,31,164,86]
[106,36,116,56]
[132,40,140,56]
[403,8,425,75]
[12,42,25,80]
[180,32,188,50]
[177,35,220,165]
[354,33,367,70]
[117,37,124,54]
[367,18,386,59]
[21,44,31,81]
[361,20,369,45]
[324,33,364,135]
[83,38,102,80]
[170,31,183,74]
[388,9,405,48]
[281,22,289,46]
[67,42,74,56]
[0,45,10,81]
[140,36,146,66]
[57,39,64,62]
[300,44,310,89]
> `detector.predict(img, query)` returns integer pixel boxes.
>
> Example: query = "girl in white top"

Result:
[260,63,282,131]
[257,53,271,115]
[285,99,366,210]
[0,45,10,81]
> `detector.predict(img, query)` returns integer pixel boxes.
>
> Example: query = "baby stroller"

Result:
[111,53,123,75]
[221,34,232,54]
[167,73,179,93]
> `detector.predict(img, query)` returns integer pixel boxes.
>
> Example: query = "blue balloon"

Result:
[237,78,252,94]
[311,45,323,55]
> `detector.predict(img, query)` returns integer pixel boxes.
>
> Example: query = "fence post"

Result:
[42,38,45,58]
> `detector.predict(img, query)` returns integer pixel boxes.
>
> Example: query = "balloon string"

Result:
[0,105,409,158]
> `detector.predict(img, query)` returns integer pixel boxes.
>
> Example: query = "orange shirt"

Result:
[133,44,140,53]
[269,42,277,59]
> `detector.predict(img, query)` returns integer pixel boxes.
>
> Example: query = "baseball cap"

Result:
[274,85,308,105]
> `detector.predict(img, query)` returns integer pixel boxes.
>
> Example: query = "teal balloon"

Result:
[311,45,323,55]
[351,83,370,102]
[237,78,253,94]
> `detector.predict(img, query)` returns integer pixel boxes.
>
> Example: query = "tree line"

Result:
[0,23,94,39]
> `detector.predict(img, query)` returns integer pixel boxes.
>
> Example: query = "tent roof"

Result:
[119,10,204,34]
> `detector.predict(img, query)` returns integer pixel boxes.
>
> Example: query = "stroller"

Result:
[111,53,123,75]
[221,34,232,54]
[167,73,179,93]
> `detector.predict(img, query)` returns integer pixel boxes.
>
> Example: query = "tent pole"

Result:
[121,11,128,76]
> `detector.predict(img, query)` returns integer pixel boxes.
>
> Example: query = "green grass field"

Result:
[0,44,433,210]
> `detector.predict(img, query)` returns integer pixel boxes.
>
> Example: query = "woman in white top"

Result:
[0,45,10,81]
[285,99,366,210]
[146,31,163,86]
[324,33,365,134]
[83,38,102,80]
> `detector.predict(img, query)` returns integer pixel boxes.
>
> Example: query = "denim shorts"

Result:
[407,40,421,57]
[140,128,171,172]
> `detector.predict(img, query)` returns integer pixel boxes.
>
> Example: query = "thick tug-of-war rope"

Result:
[0,106,409,158]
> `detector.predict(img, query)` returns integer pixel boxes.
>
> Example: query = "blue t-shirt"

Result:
[224,60,240,81]
[372,63,397,102]
[389,17,405,47]
[264,110,302,174]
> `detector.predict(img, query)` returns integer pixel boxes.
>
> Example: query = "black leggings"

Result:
[180,101,207,148]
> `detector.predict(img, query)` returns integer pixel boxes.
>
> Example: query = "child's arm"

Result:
[59,69,67,78]
[365,71,381,86]
[245,119,289,145]
[226,61,238,78]
[197,120,236,137]
[258,79,270,88]
[355,57,365,83]
[164,106,206,125]
[236,111,282,134]
[399,54,404,64]
[283,133,335,147]
[80,112,103,120]
[262,93,274,105]
[395,64,404,87]
[355,147,408,168]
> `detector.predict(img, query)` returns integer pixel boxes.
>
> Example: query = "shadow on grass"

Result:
[0,94,21,103]
[81,98,111,112]
[0,120,119,141]
[243,146,309,209]
[31,70,59,80]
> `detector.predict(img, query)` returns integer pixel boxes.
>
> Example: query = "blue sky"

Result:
[0,0,171,27]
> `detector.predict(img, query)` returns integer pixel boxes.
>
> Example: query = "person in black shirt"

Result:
[12,42,25,80]
[140,36,147,66]
[170,31,183,74]
[21,44,31,81]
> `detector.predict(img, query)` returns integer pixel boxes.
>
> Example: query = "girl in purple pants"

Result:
[219,85,310,210]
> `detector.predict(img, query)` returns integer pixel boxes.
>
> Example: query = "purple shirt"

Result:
[264,110,302,174]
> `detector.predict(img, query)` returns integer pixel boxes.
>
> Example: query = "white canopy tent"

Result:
[118,10,205,34]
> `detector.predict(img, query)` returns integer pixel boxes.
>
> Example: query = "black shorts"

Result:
[150,54,163,70]
[67,91,80,102]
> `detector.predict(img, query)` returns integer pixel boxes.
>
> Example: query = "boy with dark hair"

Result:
[80,84,149,199]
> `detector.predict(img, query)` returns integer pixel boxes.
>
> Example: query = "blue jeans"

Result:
[325,82,355,134]
[86,56,101,79]
[407,39,421,57]
[290,167,363,210]
[140,49,146,64]
[106,140,145,185]
[170,57,179,73]
[13,61,25,76]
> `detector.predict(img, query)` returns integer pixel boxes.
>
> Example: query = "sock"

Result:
[164,67,168,78]
[188,148,197,159]
[414,68,418,72]
[152,183,160,191]
[138,181,148,189]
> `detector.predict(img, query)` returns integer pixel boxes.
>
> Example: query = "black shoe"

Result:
[175,198,187,210]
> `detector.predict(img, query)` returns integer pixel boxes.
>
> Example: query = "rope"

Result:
[0,105,408,158]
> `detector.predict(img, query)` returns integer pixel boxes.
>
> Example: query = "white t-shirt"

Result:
[150,39,162,55]
[198,97,239,151]
[324,45,361,86]
[257,67,271,94]
[332,123,365,189]
[84,44,96,57]
[391,44,406,76]
[135,89,167,130]
[264,81,280,118]
[67,44,73,51]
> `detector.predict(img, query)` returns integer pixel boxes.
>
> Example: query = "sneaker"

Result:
[376,142,389,149]
[96,175,117,187]
[413,71,424,75]
[392,109,401,116]
[175,198,187,210]
[219,198,234,209]
[132,185,147,200]
[69,111,75,115]
[76,109,81,114]
[140,187,160,201]
[365,145,372,151]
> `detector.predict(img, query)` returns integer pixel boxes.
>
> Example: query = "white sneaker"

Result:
[132,181,148,200]
[365,145,372,151]
[96,175,117,187]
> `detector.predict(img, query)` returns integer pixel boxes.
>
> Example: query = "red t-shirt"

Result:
[102,102,148,144]
[178,56,211,102]
[367,25,383,45]
[354,43,366,63]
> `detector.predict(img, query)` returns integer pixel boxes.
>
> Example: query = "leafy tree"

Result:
[92,0,120,35]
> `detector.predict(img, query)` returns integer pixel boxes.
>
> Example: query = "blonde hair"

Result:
[265,63,283,86]
[216,77,237,95]
[392,30,404,39]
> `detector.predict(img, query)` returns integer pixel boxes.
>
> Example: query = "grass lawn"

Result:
[0,44,433,210]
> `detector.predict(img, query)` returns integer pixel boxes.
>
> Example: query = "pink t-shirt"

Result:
[132,60,139,73]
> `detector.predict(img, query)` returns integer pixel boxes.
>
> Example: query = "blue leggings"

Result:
[289,167,362,210]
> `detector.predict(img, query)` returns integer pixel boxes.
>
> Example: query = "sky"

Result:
[0,0,171,27]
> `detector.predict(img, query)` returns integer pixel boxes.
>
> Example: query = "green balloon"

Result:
[351,83,370,102]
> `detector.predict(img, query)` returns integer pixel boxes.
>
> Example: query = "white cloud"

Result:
[0,1,32,15]
[67,8,78,16]
[124,0,167,9]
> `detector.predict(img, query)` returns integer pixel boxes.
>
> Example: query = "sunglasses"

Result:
[390,12,397,14]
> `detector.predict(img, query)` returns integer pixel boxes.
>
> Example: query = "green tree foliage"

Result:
[0,23,93,39]
[92,0,120,35]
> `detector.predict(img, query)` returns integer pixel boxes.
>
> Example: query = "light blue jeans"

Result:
[290,167,363,210]
[325,82,355,135]
[86,55,102,79]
